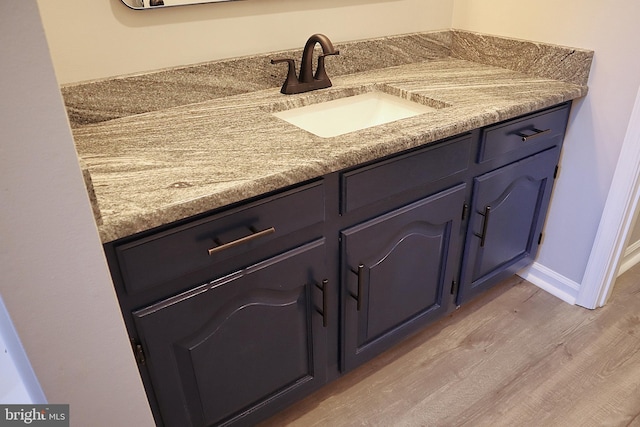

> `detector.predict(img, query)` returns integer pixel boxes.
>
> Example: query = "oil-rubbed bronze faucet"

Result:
[271,34,340,95]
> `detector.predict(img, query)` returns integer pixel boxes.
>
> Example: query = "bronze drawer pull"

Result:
[475,206,491,248]
[207,226,276,256]
[515,128,551,142]
[349,264,365,311]
[315,279,329,327]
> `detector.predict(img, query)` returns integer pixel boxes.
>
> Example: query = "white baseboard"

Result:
[618,239,640,276]
[518,262,580,305]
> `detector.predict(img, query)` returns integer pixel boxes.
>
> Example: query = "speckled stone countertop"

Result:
[67,30,593,243]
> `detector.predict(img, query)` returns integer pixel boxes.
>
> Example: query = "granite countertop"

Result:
[68,30,593,243]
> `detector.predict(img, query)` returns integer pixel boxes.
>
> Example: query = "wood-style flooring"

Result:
[261,264,640,427]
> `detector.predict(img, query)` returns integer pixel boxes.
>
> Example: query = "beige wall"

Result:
[629,218,640,247]
[39,0,453,84]
[620,210,640,275]
[453,0,640,288]
[0,2,154,425]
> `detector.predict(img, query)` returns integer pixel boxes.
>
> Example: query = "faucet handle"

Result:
[271,58,300,94]
[315,52,340,81]
[271,57,295,65]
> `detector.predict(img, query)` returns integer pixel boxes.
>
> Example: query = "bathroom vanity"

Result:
[67,30,592,426]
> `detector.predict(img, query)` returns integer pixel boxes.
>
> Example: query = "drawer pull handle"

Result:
[349,264,365,311]
[315,279,329,327]
[207,226,276,256]
[515,128,551,142]
[474,206,491,248]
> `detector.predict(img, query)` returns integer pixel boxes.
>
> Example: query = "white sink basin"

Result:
[272,91,438,138]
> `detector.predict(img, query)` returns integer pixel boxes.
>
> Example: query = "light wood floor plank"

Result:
[261,266,640,427]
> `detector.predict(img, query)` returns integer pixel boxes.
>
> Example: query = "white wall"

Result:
[453,0,640,294]
[0,2,154,425]
[38,0,454,84]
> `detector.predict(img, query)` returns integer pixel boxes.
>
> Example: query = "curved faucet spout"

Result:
[270,33,339,94]
[300,34,340,84]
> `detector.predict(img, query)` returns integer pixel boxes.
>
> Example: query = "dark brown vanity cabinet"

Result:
[105,103,571,426]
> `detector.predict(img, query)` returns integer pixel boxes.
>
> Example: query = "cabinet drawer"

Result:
[115,181,325,296]
[341,135,472,213]
[478,104,570,163]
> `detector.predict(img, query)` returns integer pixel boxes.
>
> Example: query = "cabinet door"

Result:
[341,184,466,371]
[133,240,327,427]
[458,147,559,304]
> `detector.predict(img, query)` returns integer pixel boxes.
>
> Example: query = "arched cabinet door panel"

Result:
[133,239,327,427]
[341,184,466,371]
[458,147,560,304]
